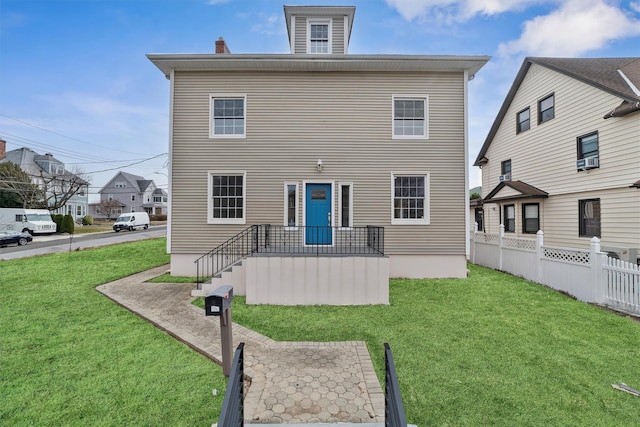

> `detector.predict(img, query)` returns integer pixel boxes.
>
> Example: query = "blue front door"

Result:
[305,183,332,245]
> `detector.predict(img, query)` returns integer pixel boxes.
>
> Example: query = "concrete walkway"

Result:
[96,266,385,424]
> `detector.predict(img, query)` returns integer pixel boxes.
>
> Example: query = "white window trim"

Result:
[306,18,332,54]
[390,172,430,225]
[207,170,247,225]
[338,182,353,229]
[209,94,247,139]
[392,95,429,139]
[283,181,299,229]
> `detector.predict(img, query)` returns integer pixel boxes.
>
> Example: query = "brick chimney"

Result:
[215,37,230,54]
[0,139,6,160]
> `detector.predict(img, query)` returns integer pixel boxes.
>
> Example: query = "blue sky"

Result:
[1,0,639,201]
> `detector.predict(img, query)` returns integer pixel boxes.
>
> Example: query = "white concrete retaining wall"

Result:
[245,256,390,305]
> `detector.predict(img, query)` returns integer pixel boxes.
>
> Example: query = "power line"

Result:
[1,131,112,163]
[1,133,168,175]
[0,113,151,156]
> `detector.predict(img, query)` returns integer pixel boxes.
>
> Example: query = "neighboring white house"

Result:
[147,5,489,303]
[0,142,89,221]
[90,171,167,219]
[473,57,640,263]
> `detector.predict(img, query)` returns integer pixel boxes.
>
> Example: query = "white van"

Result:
[113,212,150,232]
[0,208,57,235]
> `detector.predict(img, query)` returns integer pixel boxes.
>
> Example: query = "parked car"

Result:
[0,230,33,247]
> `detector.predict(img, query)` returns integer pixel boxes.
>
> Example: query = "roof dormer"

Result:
[284,5,355,55]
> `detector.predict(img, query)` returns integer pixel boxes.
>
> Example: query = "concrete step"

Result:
[192,260,246,297]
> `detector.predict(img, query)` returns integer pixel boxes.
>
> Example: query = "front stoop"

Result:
[192,260,246,297]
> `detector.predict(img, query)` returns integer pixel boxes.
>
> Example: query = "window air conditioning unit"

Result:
[499,173,511,182]
[576,156,599,170]
[601,246,639,264]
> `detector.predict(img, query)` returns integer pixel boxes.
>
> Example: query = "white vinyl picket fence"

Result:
[470,225,640,316]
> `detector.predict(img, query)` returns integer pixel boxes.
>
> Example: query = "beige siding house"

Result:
[148,5,489,303]
[474,57,640,263]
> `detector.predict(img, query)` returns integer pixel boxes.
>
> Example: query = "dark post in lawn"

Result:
[204,285,234,376]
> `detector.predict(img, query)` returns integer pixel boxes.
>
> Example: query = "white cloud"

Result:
[498,0,640,57]
[630,1,640,13]
[384,0,544,21]
[251,13,284,36]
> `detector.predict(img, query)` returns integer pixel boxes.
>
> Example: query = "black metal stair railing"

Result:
[385,343,408,427]
[216,343,245,427]
[194,225,260,289]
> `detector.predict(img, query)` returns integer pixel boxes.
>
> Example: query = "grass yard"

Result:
[3,241,640,426]
[0,238,226,426]
[226,264,640,426]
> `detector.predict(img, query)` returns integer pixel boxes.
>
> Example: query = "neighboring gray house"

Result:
[473,57,640,263]
[148,5,489,304]
[0,143,89,221]
[91,171,167,219]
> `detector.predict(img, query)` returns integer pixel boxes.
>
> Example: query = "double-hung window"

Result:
[308,20,330,54]
[211,95,246,138]
[578,131,599,159]
[391,173,429,225]
[208,172,246,224]
[538,93,554,123]
[503,204,515,232]
[501,159,512,181]
[517,107,530,133]
[522,203,539,234]
[393,96,428,138]
[579,199,600,237]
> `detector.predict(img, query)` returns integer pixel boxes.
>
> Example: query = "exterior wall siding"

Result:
[485,64,639,193]
[481,63,640,250]
[294,18,306,54]
[171,70,467,259]
[332,17,344,54]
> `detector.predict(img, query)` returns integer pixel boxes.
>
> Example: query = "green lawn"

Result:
[0,238,226,426]
[227,264,640,426]
[3,241,640,426]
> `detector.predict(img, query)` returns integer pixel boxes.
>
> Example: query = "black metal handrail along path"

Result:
[195,224,384,288]
[216,342,245,427]
[385,343,408,427]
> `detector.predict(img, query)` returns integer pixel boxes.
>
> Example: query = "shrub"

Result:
[150,214,167,222]
[82,215,94,225]
[52,214,64,233]
[61,214,75,234]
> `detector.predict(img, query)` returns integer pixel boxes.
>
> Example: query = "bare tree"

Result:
[34,167,90,211]
[0,161,43,208]
[98,199,124,220]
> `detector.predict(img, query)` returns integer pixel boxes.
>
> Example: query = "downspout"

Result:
[166,68,175,255]
[464,69,470,260]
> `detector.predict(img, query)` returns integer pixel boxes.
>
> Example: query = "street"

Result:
[0,225,167,261]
